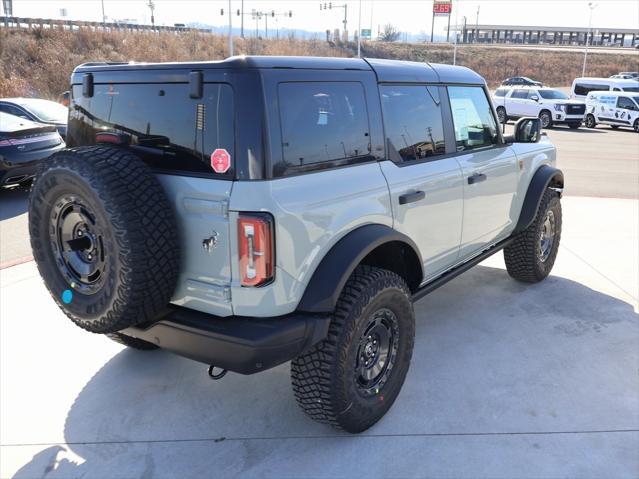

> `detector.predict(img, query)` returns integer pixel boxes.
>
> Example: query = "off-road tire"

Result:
[496,106,507,124]
[539,110,553,129]
[29,146,179,334]
[291,266,415,433]
[504,188,562,283]
[585,114,597,129]
[106,332,159,350]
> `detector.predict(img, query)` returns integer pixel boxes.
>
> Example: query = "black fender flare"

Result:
[296,224,423,313]
[514,165,564,233]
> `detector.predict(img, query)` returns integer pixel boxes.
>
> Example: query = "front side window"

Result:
[278,82,371,171]
[617,97,638,110]
[380,85,446,162]
[448,86,499,152]
[494,89,508,97]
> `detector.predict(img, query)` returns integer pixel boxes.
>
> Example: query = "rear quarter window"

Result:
[69,83,234,177]
[275,81,372,176]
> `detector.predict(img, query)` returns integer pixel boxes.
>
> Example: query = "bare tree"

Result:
[379,23,401,42]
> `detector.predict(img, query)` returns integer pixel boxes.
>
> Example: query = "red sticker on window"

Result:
[210,149,231,174]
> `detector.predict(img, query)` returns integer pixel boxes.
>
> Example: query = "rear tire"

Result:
[291,266,415,433]
[504,189,562,283]
[106,332,159,350]
[29,146,179,334]
[634,119,639,133]
[585,114,597,128]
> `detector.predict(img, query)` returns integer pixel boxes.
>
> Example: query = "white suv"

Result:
[494,87,586,129]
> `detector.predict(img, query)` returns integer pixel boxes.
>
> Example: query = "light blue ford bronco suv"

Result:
[29,56,563,433]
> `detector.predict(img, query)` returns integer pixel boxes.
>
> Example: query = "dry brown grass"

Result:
[0,27,636,99]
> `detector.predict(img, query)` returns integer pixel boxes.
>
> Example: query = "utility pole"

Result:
[241,0,244,37]
[452,0,458,64]
[101,0,106,24]
[475,4,480,43]
[582,2,597,77]
[228,0,233,56]
[147,0,155,29]
[357,0,362,57]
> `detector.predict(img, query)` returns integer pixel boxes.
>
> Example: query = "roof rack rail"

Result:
[77,61,133,67]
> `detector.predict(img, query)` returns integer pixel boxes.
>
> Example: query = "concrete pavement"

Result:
[1,196,637,478]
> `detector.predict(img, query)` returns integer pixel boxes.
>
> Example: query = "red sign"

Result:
[433,2,452,14]
[210,149,231,173]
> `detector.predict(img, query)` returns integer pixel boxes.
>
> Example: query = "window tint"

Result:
[511,89,529,99]
[448,86,499,152]
[278,82,371,171]
[574,83,609,96]
[617,96,638,110]
[380,85,446,162]
[0,104,29,119]
[494,89,508,97]
[527,90,540,99]
[538,89,569,100]
[623,87,639,93]
[70,83,234,175]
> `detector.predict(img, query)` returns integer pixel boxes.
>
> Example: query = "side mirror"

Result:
[511,117,541,143]
[530,95,539,102]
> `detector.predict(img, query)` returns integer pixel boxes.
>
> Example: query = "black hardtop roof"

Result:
[73,55,485,85]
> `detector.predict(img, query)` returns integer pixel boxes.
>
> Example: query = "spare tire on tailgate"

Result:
[29,146,179,334]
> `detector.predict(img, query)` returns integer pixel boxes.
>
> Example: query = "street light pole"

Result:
[357,0,362,57]
[101,0,106,24]
[582,2,597,77]
[241,0,244,37]
[452,0,459,64]
[475,5,480,43]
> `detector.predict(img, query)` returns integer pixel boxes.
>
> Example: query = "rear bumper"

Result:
[121,307,331,375]
[0,143,65,185]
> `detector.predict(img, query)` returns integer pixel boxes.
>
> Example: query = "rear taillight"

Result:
[238,214,274,287]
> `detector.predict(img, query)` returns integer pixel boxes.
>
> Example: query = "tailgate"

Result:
[157,174,234,317]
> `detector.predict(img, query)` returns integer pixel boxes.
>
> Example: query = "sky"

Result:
[4,0,639,38]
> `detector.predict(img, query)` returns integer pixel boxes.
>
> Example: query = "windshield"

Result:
[623,87,639,93]
[15,99,68,123]
[538,89,569,100]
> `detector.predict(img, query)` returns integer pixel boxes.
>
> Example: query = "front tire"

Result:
[291,266,415,433]
[634,119,639,133]
[539,110,553,129]
[504,189,562,283]
[585,114,597,128]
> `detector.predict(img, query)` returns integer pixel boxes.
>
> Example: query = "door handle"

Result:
[468,173,487,184]
[398,190,425,205]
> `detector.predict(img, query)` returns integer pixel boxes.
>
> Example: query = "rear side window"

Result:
[380,85,445,161]
[277,82,371,172]
[448,86,498,152]
[574,83,609,96]
[70,83,234,176]
[511,89,529,99]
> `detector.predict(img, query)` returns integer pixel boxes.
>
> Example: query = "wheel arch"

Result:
[296,224,423,313]
[514,165,564,234]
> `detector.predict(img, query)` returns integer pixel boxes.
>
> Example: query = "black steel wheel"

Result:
[292,266,415,433]
[29,146,179,334]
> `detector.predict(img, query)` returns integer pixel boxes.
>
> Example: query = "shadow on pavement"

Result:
[12,265,638,478]
[0,187,29,221]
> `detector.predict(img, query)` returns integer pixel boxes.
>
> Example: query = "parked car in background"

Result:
[501,76,543,87]
[618,72,639,79]
[610,74,635,80]
[0,98,68,139]
[58,91,71,107]
[0,112,65,188]
[584,91,639,132]
[570,77,639,100]
[493,86,585,129]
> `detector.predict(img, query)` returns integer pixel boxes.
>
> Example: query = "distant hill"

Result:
[0,27,634,99]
